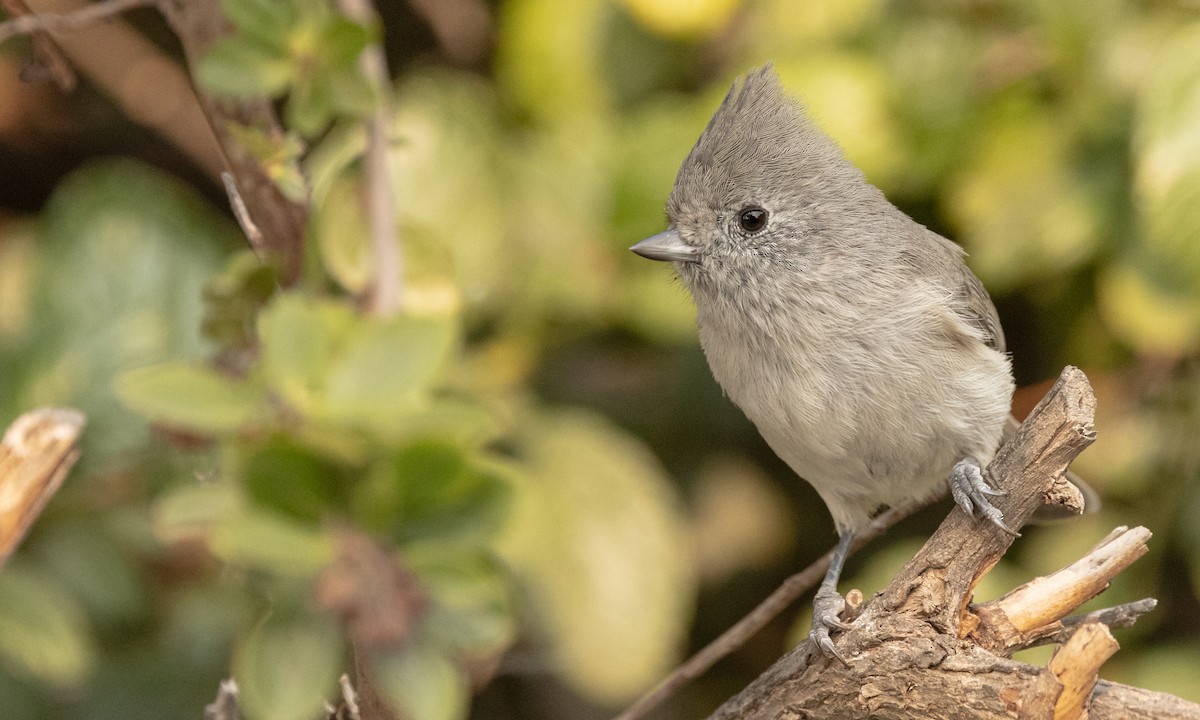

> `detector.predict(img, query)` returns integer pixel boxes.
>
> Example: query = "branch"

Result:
[0,0,155,42]
[0,408,86,566]
[336,0,403,316]
[701,367,1200,720]
[613,501,928,720]
[157,0,310,284]
[972,526,1151,655]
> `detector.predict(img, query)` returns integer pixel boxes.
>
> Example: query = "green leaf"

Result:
[497,410,694,703]
[235,605,342,720]
[154,482,242,544]
[26,159,232,460]
[258,293,356,415]
[323,314,456,424]
[202,249,279,350]
[220,0,299,48]
[209,509,335,577]
[371,642,467,720]
[314,171,372,294]
[115,362,263,433]
[405,548,515,655]
[287,73,336,137]
[0,563,95,686]
[243,437,349,523]
[353,442,510,542]
[33,523,147,627]
[323,17,374,66]
[329,69,377,118]
[197,37,293,98]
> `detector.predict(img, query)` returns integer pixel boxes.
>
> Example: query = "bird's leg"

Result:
[950,456,1018,537]
[809,530,855,663]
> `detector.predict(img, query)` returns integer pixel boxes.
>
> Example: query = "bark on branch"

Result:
[0,408,85,566]
[706,366,1200,720]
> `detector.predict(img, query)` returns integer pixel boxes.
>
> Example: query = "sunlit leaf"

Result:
[0,563,94,686]
[324,314,456,424]
[495,0,609,120]
[498,411,694,703]
[235,605,343,720]
[115,362,264,434]
[258,293,356,414]
[943,96,1099,291]
[1097,262,1200,355]
[390,72,510,318]
[314,172,372,294]
[1132,23,1200,329]
[619,0,740,38]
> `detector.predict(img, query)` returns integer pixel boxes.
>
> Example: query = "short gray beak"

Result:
[630,229,697,263]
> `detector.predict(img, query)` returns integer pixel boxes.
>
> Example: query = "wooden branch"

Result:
[0,408,85,566]
[614,501,928,720]
[1049,622,1118,719]
[972,526,1151,655]
[703,367,1200,720]
[157,0,310,284]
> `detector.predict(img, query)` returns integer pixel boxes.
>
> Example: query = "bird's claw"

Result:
[809,587,851,664]
[950,457,1020,537]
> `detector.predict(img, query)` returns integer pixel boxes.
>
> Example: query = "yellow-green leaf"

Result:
[497,411,694,703]
[116,362,263,433]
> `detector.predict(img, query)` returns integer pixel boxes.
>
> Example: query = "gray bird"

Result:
[631,67,1094,661]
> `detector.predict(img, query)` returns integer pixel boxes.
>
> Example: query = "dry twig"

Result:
[0,408,85,566]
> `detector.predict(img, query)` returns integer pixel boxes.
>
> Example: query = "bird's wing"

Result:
[956,265,1007,354]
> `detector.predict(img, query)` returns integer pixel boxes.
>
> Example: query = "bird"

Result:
[630,66,1094,661]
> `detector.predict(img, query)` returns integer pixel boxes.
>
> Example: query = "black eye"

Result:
[738,206,768,233]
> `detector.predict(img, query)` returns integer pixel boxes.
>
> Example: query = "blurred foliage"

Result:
[1,0,1200,718]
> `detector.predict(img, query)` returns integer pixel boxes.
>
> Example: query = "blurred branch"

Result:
[6,0,308,281]
[0,0,76,89]
[700,368,1200,719]
[337,0,402,316]
[1028,599,1159,649]
[10,0,226,181]
[407,0,491,65]
[158,0,310,285]
[0,408,85,567]
[0,0,155,42]
[203,679,240,720]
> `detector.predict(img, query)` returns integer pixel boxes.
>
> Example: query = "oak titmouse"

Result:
[631,67,1094,660]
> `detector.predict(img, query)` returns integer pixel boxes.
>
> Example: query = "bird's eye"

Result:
[738,206,768,233]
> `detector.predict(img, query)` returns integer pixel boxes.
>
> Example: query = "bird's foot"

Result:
[950,457,1019,537]
[808,585,853,664]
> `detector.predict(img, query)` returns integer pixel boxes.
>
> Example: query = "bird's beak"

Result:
[630,229,697,263]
